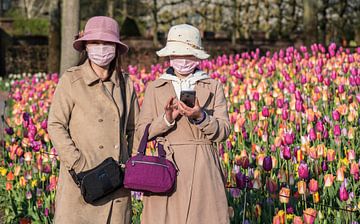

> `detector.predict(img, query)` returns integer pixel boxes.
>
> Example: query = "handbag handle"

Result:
[137,124,166,157]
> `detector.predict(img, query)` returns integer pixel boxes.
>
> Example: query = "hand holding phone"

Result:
[180,90,196,108]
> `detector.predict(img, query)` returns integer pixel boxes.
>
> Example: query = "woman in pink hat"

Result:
[48,16,139,224]
[136,24,230,224]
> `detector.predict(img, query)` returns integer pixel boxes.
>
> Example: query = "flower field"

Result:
[0,43,359,224]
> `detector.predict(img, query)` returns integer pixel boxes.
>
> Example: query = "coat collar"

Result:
[154,67,211,88]
[81,59,120,87]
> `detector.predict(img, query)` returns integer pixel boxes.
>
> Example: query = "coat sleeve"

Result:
[196,82,230,143]
[135,82,174,144]
[47,73,86,173]
[126,88,140,156]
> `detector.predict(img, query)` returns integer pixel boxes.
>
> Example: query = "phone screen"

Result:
[180,90,196,108]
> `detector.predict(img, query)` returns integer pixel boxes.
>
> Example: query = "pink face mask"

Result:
[86,44,116,67]
[170,58,200,75]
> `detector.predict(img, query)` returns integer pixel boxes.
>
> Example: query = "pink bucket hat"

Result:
[73,16,128,54]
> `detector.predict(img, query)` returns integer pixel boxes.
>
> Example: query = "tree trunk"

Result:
[60,0,80,75]
[152,0,159,47]
[303,0,318,46]
[231,0,237,46]
[107,0,114,17]
[48,0,61,73]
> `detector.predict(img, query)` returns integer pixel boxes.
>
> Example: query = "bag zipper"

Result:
[131,160,169,168]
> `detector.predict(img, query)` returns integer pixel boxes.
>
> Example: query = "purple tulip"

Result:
[301,75,307,84]
[236,171,247,190]
[282,146,291,160]
[276,98,284,108]
[323,129,329,139]
[41,119,47,130]
[263,156,273,171]
[282,109,289,121]
[334,125,341,136]
[321,160,328,172]
[5,127,14,135]
[278,81,284,90]
[295,100,304,112]
[284,132,294,145]
[298,162,309,179]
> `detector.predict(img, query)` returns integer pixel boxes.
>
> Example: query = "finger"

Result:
[179,101,192,112]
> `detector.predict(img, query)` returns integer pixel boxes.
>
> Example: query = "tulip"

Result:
[324,174,335,187]
[266,177,278,193]
[308,179,318,193]
[5,127,14,135]
[284,132,294,145]
[244,99,251,111]
[326,149,335,162]
[293,216,303,224]
[282,146,291,160]
[332,110,340,121]
[334,125,341,136]
[279,187,290,204]
[336,167,345,182]
[235,171,247,190]
[303,208,317,224]
[339,185,349,201]
[321,160,328,172]
[262,106,270,117]
[312,192,320,203]
[309,128,316,141]
[298,162,309,179]
[263,155,273,171]
[347,150,356,161]
[297,180,306,194]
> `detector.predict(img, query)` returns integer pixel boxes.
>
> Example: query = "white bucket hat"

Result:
[156,24,210,60]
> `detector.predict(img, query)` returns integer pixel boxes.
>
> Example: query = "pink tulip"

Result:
[298,162,309,179]
[332,110,340,121]
[339,185,349,201]
[262,106,270,117]
[334,125,341,136]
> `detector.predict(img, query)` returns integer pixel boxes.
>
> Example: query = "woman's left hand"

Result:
[178,98,203,120]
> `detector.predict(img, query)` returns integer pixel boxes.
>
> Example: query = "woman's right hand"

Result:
[164,96,180,123]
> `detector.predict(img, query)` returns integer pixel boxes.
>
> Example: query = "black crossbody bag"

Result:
[68,72,127,204]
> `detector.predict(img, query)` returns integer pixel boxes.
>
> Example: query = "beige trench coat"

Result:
[48,60,139,224]
[135,73,230,224]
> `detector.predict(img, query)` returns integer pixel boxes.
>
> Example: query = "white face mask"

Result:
[86,44,116,67]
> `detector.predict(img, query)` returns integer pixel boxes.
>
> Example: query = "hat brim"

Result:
[73,32,129,54]
[156,42,210,59]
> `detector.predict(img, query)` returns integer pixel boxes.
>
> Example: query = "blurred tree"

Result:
[60,0,80,75]
[22,0,48,19]
[303,0,318,45]
[48,0,60,73]
[108,0,115,17]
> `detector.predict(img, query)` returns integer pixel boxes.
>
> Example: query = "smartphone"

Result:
[180,90,196,108]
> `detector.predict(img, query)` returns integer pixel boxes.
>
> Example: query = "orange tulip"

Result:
[326,149,335,162]
[279,187,290,204]
[312,192,320,203]
[6,171,14,181]
[293,216,304,224]
[298,180,307,195]
[336,167,345,182]
[324,174,335,187]
[5,182,12,191]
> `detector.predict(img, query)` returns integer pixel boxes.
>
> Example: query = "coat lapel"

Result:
[195,80,212,108]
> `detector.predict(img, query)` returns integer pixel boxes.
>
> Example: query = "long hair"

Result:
[77,45,123,76]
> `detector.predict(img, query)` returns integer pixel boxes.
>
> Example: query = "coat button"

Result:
[98,119,103,122]
[99,145,104,149]
[114,144,119,149]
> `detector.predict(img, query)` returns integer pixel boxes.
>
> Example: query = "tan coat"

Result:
[48,60,139,224]
[135,74,230,224]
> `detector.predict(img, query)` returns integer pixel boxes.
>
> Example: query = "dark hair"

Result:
[77,44,123,76]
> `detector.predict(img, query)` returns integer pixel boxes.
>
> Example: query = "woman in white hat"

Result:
[48,16,139,223]
[135,24,230,224]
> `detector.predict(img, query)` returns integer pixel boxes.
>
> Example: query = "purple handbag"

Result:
[123,124,177,194]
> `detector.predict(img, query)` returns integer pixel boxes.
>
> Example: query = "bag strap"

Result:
[137,124,166,157]
[119,72,127,162]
